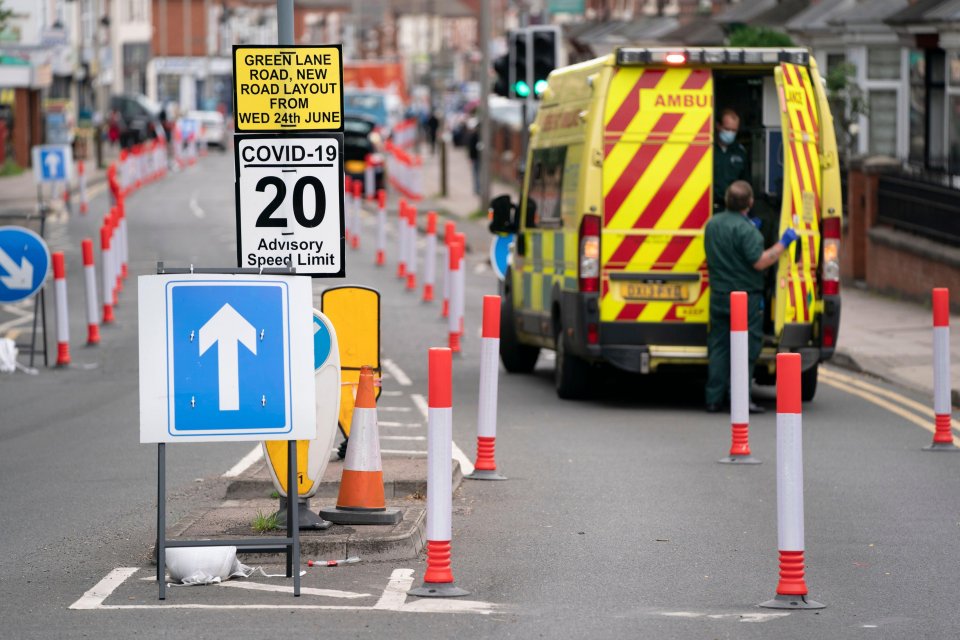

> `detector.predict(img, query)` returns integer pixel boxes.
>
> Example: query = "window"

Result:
[527,147,566,228]
[948,96,960,172]
[868,90,898,156]
[867,48,901,80]
[909,50,926,162]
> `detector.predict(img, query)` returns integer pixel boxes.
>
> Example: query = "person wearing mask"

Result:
[704,180,798,413]
[714,108,748,211]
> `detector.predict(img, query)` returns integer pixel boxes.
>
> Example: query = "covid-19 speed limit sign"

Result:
[234,134,345,277]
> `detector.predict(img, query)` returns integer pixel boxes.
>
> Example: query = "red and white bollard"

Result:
[78,160,88,214]
[351,178,362,250]
[441,221,455,318]
[926,288,958,451]
[760,353,825,610]
[466,295,507,480]
[62,178,71,214]
[396,199,408,279]
[454,232,466,338]
[52,252,71,367]
[81,239,100,345]
[409,347,470,598]
[422,211,437,302]
[375,188,387,266]
[719,291,760,464]
[100,225,115,324]
[364,153,375,200]
[117,201,129,280]
[406,205,418,291]
[448,236,463,353]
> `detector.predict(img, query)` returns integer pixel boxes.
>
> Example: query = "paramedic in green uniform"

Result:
[714,108,749,210]
[704,181,797,413]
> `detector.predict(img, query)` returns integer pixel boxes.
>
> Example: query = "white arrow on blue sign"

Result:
[31,144,72,184]
[138,274,317,443]
[0,226,50,303]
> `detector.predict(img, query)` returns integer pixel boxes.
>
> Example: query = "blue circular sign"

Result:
[0,226,50,303]
[489,234,514,281]
[313,312,333,371]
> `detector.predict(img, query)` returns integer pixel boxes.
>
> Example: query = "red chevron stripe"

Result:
[603,112,684,223]
[679,187,712,230]
[605,234,645,269]
[616,302,646,321]
[794,68,820,132]
[632,119,711,229]
[606,69,665,132]
[681,68,710,90]
[654,236,694,268]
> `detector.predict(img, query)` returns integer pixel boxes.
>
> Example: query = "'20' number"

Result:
[255,176,326,228]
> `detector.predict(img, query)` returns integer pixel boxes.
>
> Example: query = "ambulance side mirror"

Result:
[488,194,518,234]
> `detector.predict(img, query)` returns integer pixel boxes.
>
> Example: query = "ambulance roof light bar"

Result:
[616,47,809,67]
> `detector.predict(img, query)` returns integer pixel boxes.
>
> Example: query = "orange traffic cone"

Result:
[320,366,401,525]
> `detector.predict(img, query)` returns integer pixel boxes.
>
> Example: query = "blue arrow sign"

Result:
[313,313,332,371]
[0,226,50,303]
[166,281,291,436]
[489,234,514,281]
[31,144,72,184]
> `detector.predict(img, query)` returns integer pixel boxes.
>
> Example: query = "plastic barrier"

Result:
[406,205,417,291]
[409,348,469,598]
[385,140,423,201]
[100,225,115,324]
[441,222,456,319]
[760,353,825,610]
[422,212,437,302]
[396,199,408,279]
[454,232,466,338]
[466,295,507,480]
[448,235,464,353]
[927,288,958,451]
[392,118,418,149]
[81,239,100,345]
[52,252,70,367]
[375,189,387,266]
[350,178,362,250]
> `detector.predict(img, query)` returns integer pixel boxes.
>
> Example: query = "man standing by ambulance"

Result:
[714,108,749,211]
[704,181,797,413]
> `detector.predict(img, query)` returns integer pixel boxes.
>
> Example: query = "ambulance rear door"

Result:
[600,66,714,334]
[772,62,822,339]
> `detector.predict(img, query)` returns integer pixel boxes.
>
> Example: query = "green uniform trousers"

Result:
[705,291,763,406]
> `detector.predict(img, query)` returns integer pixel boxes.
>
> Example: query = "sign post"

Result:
[140,266,316,599]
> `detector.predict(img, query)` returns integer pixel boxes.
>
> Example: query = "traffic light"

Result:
[531,27,559,98]
[510,30,530,99]
[493,53,510,97]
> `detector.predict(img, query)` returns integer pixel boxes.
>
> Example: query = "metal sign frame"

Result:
[152,263,302,600]
[0,211,50,368]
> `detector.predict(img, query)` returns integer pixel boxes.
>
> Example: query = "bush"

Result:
[728,26,795,48]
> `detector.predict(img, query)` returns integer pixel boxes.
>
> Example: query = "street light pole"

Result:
[478,0,492,209]
[278,0,294,46]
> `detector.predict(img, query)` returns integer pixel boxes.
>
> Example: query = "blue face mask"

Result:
[718,130,737,145]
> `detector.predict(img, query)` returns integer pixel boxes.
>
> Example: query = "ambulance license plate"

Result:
[620,282,688,301]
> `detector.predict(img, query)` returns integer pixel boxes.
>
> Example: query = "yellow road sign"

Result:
[233,45,343,132]
[321,286,380,438]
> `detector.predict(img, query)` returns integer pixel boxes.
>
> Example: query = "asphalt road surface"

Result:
[2,150,959,639]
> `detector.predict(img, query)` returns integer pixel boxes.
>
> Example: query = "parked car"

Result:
[343,114,385,193]
[187,110,227,150]
[109,94,162,148]
[344,89,404,136]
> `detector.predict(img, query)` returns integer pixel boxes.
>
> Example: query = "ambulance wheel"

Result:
[801,363,818,402]
[555,325,591,400]
[500,291,540,373]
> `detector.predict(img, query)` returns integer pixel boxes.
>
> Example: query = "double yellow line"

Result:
[820,367,960,447]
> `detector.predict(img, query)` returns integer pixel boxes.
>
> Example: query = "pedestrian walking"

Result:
[704,180,797,413]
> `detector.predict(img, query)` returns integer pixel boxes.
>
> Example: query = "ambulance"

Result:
[489,48,842,400]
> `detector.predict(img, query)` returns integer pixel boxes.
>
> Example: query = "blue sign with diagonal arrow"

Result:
[0,226,50,303]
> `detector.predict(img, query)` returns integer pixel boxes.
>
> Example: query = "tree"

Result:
[0,1,12,34]
[825,62,867,164]
[727,26,795,48]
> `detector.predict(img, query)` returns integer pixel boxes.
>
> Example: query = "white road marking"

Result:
[0,301,37,335]
[69,567,140,609]
[380,421,423,428]
[411,393,475,476]
[218,580,371,599]
[382,358,412,386]
[473,262,489,274]
[381,449,427,456]
[222,446,263,478]
[660,611,790,623]
[373,568,414,610]
[189,194,205,218]
[380,390,403,397]
[379,406,412,412]
[381,435,426,441]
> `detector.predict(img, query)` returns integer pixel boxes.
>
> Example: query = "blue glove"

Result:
[780,228,798,248]
[750,217,762,230]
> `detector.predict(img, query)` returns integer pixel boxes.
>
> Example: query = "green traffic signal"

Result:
[534,79,548,96]
[514,80,531,98]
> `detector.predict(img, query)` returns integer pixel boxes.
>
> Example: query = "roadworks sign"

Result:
[233,45,343,132]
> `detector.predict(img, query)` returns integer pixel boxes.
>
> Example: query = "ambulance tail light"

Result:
[664,52,686,65]
[579,215,601,293]
[821,217,841,296]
